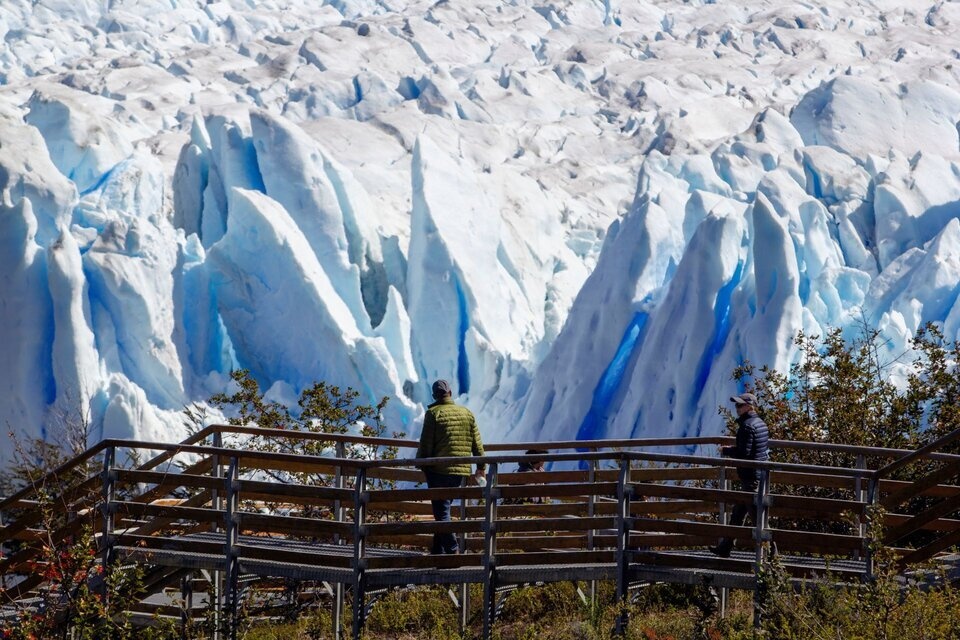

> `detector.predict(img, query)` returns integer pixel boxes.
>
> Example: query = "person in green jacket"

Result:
[416,379,485,554]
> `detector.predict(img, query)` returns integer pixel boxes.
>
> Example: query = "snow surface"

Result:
[1,0,960,455]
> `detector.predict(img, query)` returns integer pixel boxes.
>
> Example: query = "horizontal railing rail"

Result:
[196,423,960,463]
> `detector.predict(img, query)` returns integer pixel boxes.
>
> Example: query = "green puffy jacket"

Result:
[416,397,484,475]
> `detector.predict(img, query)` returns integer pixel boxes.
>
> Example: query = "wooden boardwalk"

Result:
[2,424,960,639]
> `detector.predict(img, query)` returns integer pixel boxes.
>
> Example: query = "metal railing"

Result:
[2,425,960,639]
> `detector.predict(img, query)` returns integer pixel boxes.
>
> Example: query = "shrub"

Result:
[730,323,960,466]
[201,369,403,487]
[0,470,172,639]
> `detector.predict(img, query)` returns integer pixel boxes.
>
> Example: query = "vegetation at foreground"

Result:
[726,322,960,543]
[0,426,173,639]
[0,370,406,639]
[240,573,960,640]
[0,510,163,640]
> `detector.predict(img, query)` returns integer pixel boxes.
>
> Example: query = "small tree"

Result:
[197,370,407,628]
[205,369,403,488]
[0,496,158,640]
[725,322,960,538]
[726,323,960,469]
[755,505,960,640]
[905,323,960,447]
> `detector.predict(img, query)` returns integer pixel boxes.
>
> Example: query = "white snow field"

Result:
[1,0,959,453]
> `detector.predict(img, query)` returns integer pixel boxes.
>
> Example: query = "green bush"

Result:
[199,369,403,488]
[730,323,960,467]
[364,585,461,639]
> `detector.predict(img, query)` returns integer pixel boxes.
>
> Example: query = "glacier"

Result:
[1,0,960,457]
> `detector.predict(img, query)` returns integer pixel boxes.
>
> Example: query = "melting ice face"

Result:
[1,0,959,455]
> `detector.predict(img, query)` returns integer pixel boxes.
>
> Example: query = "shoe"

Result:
[709,545,731,558]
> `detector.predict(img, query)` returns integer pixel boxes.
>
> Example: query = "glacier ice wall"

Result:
[1,0,960,456]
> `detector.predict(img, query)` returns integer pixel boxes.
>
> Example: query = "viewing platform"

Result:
[2,424,960,639]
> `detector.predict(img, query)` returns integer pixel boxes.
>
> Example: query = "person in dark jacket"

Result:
[711,392,769,557]
[517,449,547,473]
[503,449,549,505]
[416,379,485,554]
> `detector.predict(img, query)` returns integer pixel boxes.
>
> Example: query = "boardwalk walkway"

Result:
[2,424,960,639]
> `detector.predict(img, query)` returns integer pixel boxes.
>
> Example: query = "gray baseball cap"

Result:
[432,379,452,399]
[730,392,758,406]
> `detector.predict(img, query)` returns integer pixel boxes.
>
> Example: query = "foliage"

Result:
[906,324,960,447]
[755,511,960,640]
[0,484,172,639]
[0,410,182,640]
[365,585,462,639]
[724,322,960,538]
[1,401,98,500]
[204,369,403,487]
[192,370,411,634]
[727,323,960,468]
[235,581,755,639]
[232,573,960,640]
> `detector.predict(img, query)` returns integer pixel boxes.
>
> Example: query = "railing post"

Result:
[180,572,193,640]
[332,441,346,640]
[0,508,5,583]
[588,453,598,608]
[211,431,223,640]
[614,456,631,636]
[482,463,499,640]
[854,454,866,560]
[718,464,729,618]
[459,474,469,635]
[718,465,729,524]
[100,445,117,600]
[753,467,770,630]
[854,454,866,503]
[351,467,368,640]
[865,474,878,581]
[754,468,770,566]
[223,456,240,640]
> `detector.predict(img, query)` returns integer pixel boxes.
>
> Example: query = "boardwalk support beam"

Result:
[180,572,193,640]
[588,453,598,607]
[351,467,368,640]
[614,457,632,636]
[482,463,499,640]
[333,441,346,640]
[865,475,878,580]
[224,456,241,640]
[100,445,117,576]
[211,430,223,640]
[718,465,729,617]
[752,468,770,630]
[460,475,470,634]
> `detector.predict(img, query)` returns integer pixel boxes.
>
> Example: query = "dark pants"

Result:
[424,470,464,554]
[717,472,759,555]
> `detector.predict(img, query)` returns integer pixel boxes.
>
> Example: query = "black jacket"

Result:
[724,411,769,481]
